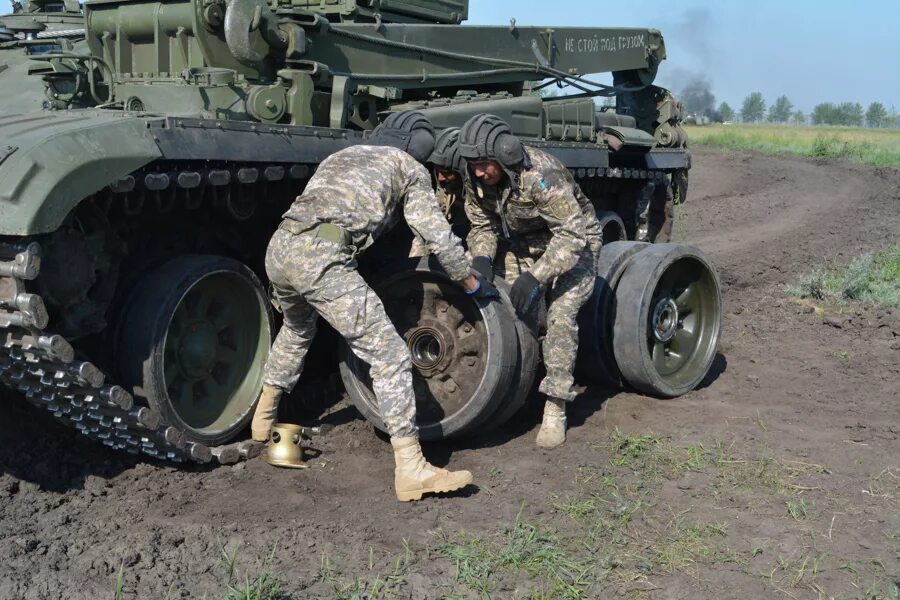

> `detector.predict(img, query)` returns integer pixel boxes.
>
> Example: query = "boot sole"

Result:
[396,473,474,502]
[536,435,566,449]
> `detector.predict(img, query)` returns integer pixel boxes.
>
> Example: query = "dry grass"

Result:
[786,244,900,308]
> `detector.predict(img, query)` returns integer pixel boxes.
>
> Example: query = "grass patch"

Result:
[436,504,596,599]
[220,545,287,600]
[785,245,900,308]
[685,124,900,167]
[319,540,416,599]
[110,544,292,599]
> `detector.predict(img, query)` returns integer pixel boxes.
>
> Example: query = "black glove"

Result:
[466,274,500,301]
[509,272,542,315]
[471,256,494,282]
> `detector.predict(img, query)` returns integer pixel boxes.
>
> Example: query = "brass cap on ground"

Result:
[262,423,308,469]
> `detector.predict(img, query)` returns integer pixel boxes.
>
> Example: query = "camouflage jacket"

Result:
[464,147,601,284]
[409,184,468,257]
[283,145,469,281]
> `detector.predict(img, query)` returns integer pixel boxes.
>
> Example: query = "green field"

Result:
[684,124,900,167]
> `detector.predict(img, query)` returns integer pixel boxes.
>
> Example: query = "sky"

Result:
[467,0,900,114]
[3,0,897,113]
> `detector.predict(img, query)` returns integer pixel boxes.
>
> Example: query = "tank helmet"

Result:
[370,110,436,164]
[458,114,527,173]
[429,127,464,174]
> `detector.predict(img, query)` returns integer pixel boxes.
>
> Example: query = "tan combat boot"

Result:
[251,385,283,442]
[536,397,567,449]
[391,437,473,502]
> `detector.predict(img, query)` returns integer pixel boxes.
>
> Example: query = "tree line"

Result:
[715,93,899,128]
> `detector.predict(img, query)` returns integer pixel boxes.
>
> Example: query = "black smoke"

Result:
[679,75,718,120]
[655,8,723,121]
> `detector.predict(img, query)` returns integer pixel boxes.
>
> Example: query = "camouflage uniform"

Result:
[264,145,470,438]
[637,179,675,243]
[647,179,675,243]
[465,147,600,401]
[409,184,468,257]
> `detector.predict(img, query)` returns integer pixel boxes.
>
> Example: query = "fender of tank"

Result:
[0,111,161,235]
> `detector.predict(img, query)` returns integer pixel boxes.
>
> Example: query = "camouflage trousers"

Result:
[496,246,596,402]
[263,227,417,438]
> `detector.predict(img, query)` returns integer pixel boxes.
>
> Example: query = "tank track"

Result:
[0,240,262,465]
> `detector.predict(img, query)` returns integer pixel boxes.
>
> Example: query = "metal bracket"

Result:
[329,75,352,129]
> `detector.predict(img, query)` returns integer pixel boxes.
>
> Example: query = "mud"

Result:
[1,149,898,599]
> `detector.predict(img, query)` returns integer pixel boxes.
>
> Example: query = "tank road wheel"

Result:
[612,244,722,398]
[576,241,649,387]
[340,258,518,440]
[117,255,273,446]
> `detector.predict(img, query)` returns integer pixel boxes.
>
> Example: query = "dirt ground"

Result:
[1,149,898,600]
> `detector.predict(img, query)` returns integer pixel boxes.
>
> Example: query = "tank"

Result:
[0,0,87,114]
[0,0,717,465]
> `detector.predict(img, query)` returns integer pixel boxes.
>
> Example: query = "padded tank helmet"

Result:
[370,110,436,163]
[458,114,528,173]
[429,127,464,174]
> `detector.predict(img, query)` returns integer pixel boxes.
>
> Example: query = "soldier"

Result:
[636,179,675,243]
[251,111,497,501]
[409,127,468,257]
[458,114,601,449]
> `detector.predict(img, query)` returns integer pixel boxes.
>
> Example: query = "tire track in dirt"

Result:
[685,149,900,287]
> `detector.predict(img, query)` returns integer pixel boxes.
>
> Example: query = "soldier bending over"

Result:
[252,111,497,501]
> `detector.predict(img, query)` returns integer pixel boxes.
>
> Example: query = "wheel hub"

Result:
[408,327,446,370]
[404,318,457,377]
[178,322,219,380]
[651,296,679,343]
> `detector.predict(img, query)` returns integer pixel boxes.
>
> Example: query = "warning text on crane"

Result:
[564,34,645,54]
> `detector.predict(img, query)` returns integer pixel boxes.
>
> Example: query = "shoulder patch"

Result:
[538,178,549,190]
[547,196,574,220]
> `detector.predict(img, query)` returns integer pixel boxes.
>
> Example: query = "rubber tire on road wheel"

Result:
[612,244,722,398]
[117,255,273,446]
[576,241,649,387]
[473,278,540,431]
[339,257,518,441]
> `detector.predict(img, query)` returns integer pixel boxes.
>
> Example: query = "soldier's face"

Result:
[469,160,504,186]
[435,168,460,186]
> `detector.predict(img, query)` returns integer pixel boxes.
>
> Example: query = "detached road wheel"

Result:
[340,258,518,440]
[612,244,722,397]
[576,241,648,387]
[118,255,272,446]
[475,278,540,430]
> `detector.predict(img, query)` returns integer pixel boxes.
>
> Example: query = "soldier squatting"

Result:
[250,110,647,502]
